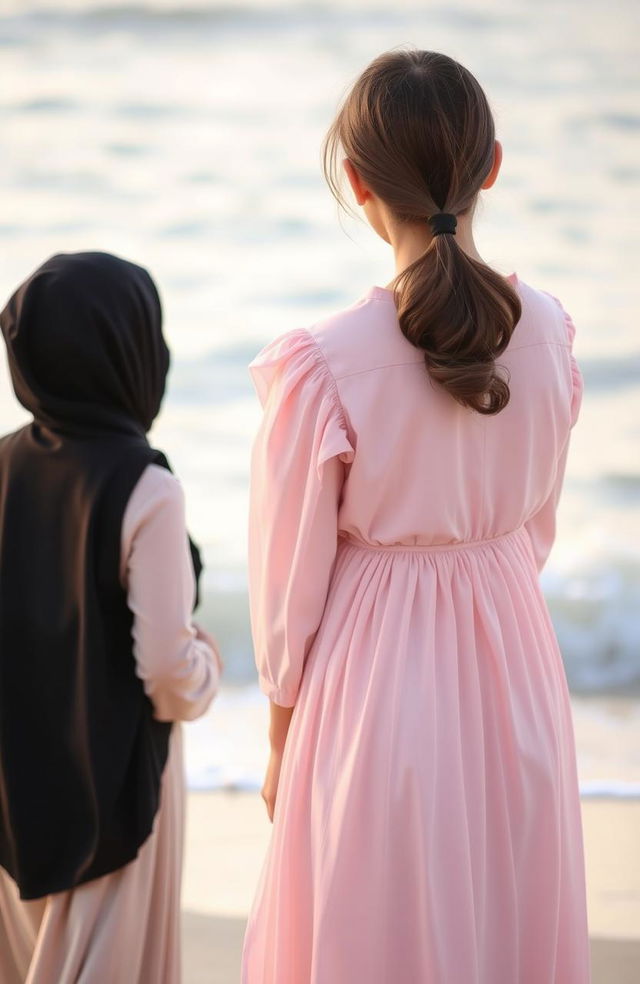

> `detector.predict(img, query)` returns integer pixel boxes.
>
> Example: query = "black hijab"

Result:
[0,252,201,899]
[4,250,169,436]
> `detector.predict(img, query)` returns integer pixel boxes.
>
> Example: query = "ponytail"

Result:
[393,230,521,414]
[323,48,521,415]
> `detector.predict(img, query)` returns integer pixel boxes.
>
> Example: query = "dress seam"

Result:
[507,340,571,353]
[338,526,526,554]
[315,342,570,384]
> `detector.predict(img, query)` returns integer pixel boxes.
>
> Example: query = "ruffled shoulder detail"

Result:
[249,328,355,472]
[561,308,583,426]
[543,293,583,428]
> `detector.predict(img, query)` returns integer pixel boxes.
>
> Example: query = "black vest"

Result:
[0,426,201,899]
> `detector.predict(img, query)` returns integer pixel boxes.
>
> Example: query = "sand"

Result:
[181,792,640,984]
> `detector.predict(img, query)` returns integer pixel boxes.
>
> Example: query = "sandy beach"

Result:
[182,792,640,984]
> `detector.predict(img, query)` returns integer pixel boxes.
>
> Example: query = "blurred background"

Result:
[0,0,638,800]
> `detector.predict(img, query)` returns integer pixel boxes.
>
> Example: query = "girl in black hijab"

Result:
[0,252,221,984]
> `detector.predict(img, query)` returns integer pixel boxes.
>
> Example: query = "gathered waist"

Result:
[338,526,529,557]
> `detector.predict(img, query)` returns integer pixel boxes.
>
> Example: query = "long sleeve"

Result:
[248,328,355,707]
[525,302,583,571]
[120,464,220,722]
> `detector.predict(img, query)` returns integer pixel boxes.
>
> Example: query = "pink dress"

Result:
[242,276,591,984]
[0,465,219,984]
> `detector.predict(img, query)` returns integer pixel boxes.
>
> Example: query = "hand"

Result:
[193,622,224,676]
[261,749,284,822]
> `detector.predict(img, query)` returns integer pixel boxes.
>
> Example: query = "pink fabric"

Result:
[242,277,590,983]
[0,464,219,984]
[121,464,220,722]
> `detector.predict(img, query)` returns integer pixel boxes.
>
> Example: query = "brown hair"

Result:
[323,50,521,414]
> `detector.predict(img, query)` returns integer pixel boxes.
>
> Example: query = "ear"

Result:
[481,140,503,190]
[343,158,372,206]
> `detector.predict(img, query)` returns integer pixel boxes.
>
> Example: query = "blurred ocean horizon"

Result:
[1,0,638,793]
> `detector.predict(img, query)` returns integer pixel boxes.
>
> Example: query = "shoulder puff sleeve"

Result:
[525,297,583,571]
[545,293,583,428]
[248,328,354,707]
[563,305,583,429]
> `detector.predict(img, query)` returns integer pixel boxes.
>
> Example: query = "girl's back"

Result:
[300,276,580,551]
[243,48,590,984]
[244,277,588,984]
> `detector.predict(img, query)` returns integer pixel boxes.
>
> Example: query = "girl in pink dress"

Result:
[242,51,590,983]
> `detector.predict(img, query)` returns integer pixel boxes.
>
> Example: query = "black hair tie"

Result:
[428,213,457,236]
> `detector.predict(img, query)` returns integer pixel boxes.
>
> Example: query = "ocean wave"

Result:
[185,771,640,800]
[0,1,513,45]
[167,346,257,406]
[598,473,640,505]
[543,553,640,693]
[0,2,398,38]
[579,353,640,393]
[579,781,640,800]
[3,5,259,30]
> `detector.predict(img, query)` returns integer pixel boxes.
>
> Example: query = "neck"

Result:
[387,214,483,285]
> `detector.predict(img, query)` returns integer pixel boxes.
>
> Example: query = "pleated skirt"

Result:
[242,528,591,983]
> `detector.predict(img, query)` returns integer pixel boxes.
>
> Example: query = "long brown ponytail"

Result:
[323,50,521,415]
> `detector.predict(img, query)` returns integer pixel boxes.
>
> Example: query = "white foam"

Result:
[579,781,640,800]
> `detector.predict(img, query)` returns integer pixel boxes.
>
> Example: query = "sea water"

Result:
[0,0,638,794]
